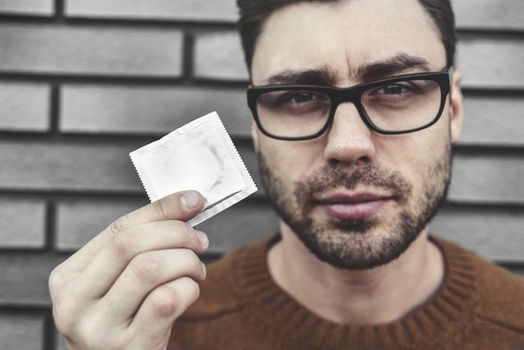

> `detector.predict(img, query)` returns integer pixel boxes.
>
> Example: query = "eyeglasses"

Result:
[247,69,452,141]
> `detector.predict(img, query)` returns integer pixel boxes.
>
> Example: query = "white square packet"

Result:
[130,111,257,226]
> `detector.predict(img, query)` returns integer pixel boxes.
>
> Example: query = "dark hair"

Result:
[237,0,456,72]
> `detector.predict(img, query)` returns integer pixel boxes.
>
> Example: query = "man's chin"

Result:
[301,236,416,270]
[307,209,380,235]
[331,217,379,233]
[288,216,421,270]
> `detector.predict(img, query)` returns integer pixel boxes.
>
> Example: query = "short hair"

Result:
[237,0,456,72]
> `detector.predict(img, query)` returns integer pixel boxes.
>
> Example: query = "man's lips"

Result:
[316,192,394,220]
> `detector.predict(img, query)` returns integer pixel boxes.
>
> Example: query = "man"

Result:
[50,0,524,349]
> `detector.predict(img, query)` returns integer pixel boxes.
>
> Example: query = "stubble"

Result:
[259,145,452,270]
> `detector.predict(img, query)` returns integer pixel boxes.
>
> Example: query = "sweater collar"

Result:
[234,234,478,349]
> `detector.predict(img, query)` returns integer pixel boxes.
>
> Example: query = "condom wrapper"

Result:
[130,111,257,226]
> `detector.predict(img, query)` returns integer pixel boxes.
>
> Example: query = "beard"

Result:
[259,145,452,270]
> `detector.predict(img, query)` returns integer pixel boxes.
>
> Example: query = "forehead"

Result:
[251,0,446,84]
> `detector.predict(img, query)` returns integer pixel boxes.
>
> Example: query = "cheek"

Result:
[377,123,451,192]
[258,135,325,183]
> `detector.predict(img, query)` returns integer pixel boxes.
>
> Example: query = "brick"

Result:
[431,206,524,262]
[0,24,183,77]
[0,82,50,132]
[65,0,237,22]
[0,314,44,350]
[0,0,53,16]
[457,38,524,88]
[194,31,249,81]
[460,95,524,146]
[450,152,524,204]
[60,85,251,136]
[56,199,144,251]
[0,140,144,192]
[0,140,261,194]
[453,0,524,30]
[0,198,46,249]
[0,253,64,305]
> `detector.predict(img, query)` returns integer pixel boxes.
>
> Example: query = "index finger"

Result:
[65,190,205,269]
[111,190,205,232]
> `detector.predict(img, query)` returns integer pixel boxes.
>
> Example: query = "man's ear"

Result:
[449,69,464,143]
[251,122,260,152]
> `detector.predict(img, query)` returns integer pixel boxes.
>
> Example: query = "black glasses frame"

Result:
[247,69,452,141]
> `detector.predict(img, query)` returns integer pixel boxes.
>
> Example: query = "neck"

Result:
[267,223,444,325]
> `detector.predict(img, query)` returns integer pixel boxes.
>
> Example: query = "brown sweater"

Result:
[170,235,524,349]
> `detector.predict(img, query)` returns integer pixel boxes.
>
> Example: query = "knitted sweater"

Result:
[170,235,524,349]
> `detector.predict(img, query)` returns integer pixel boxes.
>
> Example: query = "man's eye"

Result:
[279,92,318,105]
[258,90,330,114]
[375,84,412,96]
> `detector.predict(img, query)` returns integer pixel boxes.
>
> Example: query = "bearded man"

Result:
[50,0,524,349]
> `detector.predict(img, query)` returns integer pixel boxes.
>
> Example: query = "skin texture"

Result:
[251,0,464,324]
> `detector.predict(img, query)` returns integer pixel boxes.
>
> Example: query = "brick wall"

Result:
[0,0,523,349]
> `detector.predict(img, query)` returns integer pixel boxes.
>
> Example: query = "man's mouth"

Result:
[316,192,394,220]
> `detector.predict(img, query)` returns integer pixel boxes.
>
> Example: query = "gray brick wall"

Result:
[194,31,248,81]
[0,198,46,248]
[60,85,250,135]
[0,1,522,349]
[453,0,524,29]
[64,0,238,22]
[457,38,524,88]
[461,96,524,146]
[0,82,50,131]
[0,314,46,350]
[0,0,54,16]
[0,24,183,76]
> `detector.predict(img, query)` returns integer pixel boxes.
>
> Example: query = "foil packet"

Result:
[130,111,257,226]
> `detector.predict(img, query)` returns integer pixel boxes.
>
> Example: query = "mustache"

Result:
[297,164,413,200]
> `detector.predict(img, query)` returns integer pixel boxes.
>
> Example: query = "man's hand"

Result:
[49,190,209,350]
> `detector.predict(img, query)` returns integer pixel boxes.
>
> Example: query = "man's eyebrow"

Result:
[265,66,337,85]
[262,55,430,85]
[356,54,431,82]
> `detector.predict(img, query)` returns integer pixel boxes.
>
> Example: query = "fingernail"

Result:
[201,261,207,276]
[196,230,209,249]
[181,191,200,210]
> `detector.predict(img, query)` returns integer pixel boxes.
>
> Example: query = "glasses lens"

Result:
[256,89,331,138]
[362,79,442,132]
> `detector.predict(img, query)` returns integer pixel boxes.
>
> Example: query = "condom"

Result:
[130,111,257,226]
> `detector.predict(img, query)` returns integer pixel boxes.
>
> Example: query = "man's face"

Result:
[250,0,463,269]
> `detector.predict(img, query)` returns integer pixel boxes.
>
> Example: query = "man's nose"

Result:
[323,102,376,166]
